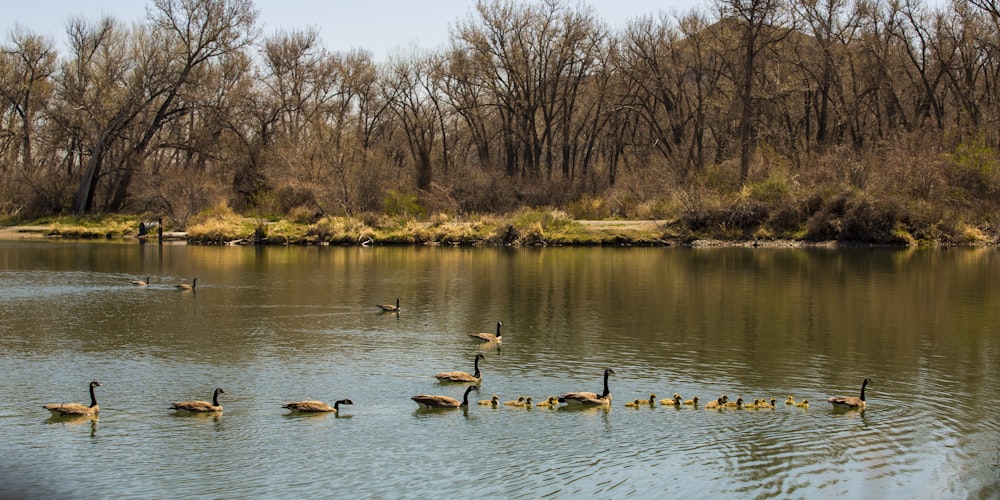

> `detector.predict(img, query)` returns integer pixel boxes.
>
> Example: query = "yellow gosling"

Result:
[504,396,525,406]
[704,397,724,410]
[478,395,500,406]
[534,396,559,408]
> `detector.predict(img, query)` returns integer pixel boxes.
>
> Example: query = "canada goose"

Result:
[377,298,400,312]
[412,385,478,409]
[757,398,776,409]
[435,353,485,384]
[683,396,699,406]
[559,368,615,406]
[468,321,503,343]
[624,399,643,408]
[704,397,724,410]
[795,399,810,408]
[283,398,354,414]
[170,388,225,413]
[785,396,795,405]
[43,381,101,416]
[130,276,149,286]
[478,395,500,406]
[175,278,198,290]
[828,378,870,409]
[504,396,525,406]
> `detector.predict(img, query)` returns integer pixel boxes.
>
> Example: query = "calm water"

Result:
[0,241,997,498]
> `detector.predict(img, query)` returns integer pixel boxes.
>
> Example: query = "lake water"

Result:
[0,241,997,498]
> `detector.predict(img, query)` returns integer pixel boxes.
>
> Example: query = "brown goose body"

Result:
[559,368,615,406]
[283,399,353,413]
[468,321,503,343]
[435,353,485,383]
[170,388,224,412]
[130,277,149,286]
[411,385,478,409]
[828,378,870,409]
[377,298,400,312]
[44,381,101,416]
[175,278,198,290]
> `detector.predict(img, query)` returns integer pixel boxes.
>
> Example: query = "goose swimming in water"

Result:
[828,378,870,409]
[170,388,225,413]
[44,381,101,417]
[283,398,354,414]
[175,278,197,291]
[377,298,400,313]
[435,353,485,384]
[559,368,615,406]
[468,321,503,343]
[411,385,479,409]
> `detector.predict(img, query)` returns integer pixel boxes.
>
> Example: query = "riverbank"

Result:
[0,208,993,247]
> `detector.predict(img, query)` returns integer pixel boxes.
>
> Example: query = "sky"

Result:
[4,0,705,59]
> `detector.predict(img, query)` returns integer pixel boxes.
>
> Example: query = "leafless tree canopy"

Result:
[1,0,997,223]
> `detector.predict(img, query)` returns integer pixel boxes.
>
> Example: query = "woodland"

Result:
[2,0,1000,244]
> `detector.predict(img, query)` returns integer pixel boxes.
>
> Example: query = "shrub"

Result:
[383,190,426,218]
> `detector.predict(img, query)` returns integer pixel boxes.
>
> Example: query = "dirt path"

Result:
[0,225,51,240]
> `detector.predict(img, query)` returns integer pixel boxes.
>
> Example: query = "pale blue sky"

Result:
[5,0,706,59]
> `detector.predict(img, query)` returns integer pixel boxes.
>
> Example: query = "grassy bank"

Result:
[1,198,996,247]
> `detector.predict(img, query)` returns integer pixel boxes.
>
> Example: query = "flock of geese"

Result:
[43,292,870,418]
[130,276,198,290]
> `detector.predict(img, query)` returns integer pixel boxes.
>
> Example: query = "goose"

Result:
[704,397,725,410]
[478,395,500,406]
[757,398,776,409]
[683,396,699,406]
[411,385,478,409]
[43,381,101,416]
[828,378,870,409]
[175,278,198,291]
[468,321,503,343]
[435,353,485,384]
[624,399,643,408]
[376,298,400,313]
[795,399,810,408]
[170,388,225,413]
[504,396,526,406]
[559,368,615,406]
[785,396,796,405]
[283,398,354,414]
[130,276,149,286]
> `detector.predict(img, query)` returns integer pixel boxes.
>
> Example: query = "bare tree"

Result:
[716,0,794,184]
[71,0,258,214]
